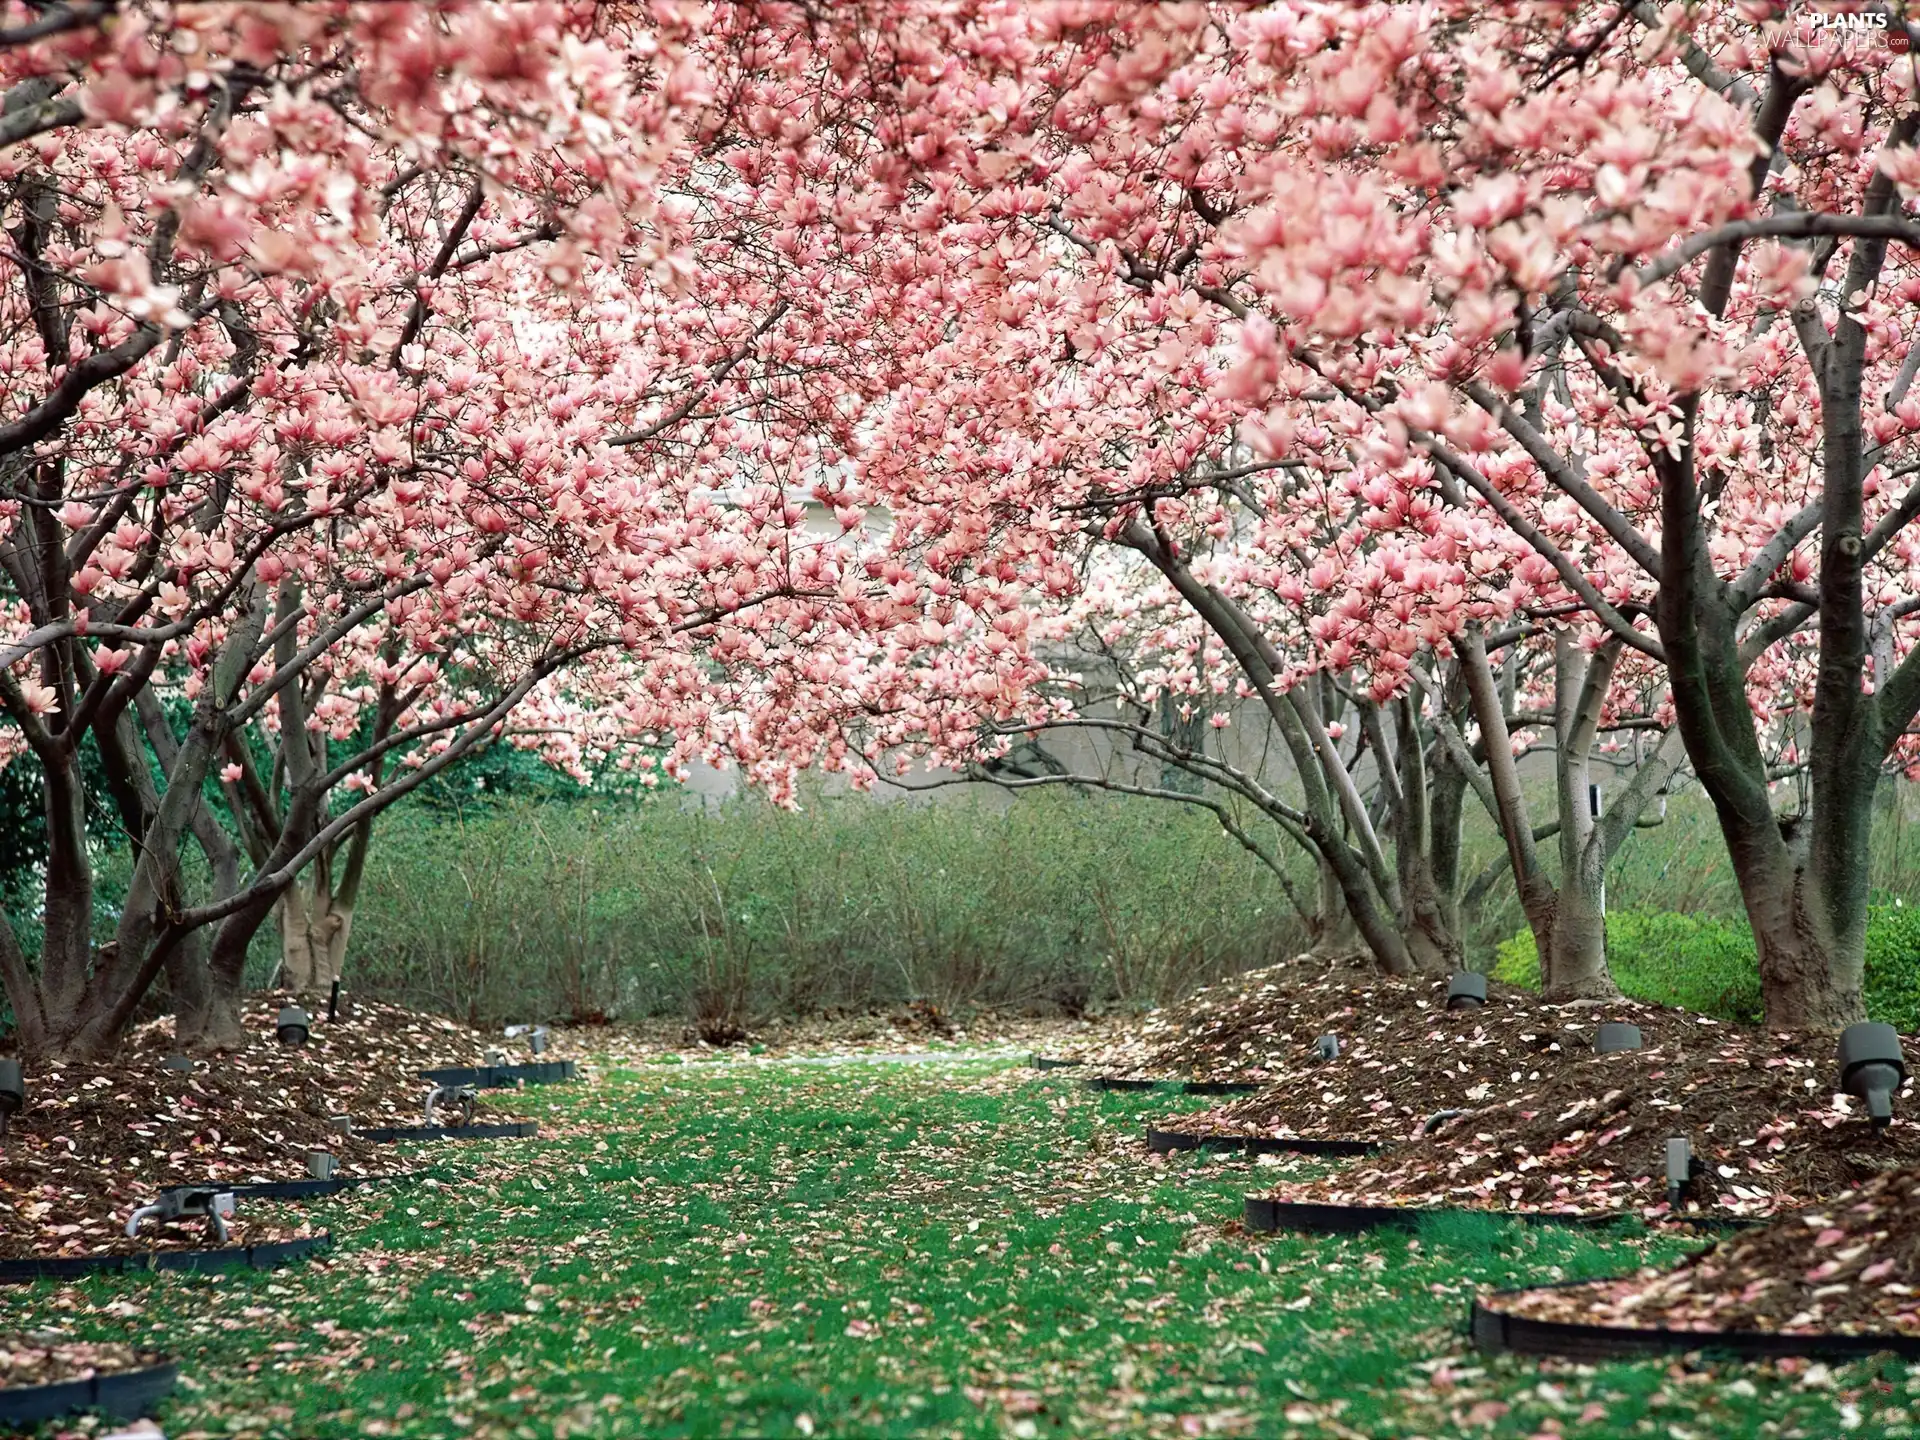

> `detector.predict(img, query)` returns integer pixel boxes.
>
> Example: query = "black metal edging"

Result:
[1030,1055,1087,1071]
[1086,1076,1264,1096]
[0,1234,332,1284]
[1147,1127,1380,1158]
[418,1061,578,1088]
[355,1121,538,1143]
[1471,1278,1920,1363]
[1243,1197,1760,1236]
[0,1360,178,1425]
[161,1173,420,1202]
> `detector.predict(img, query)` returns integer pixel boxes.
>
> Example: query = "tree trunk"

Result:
[1305,852,1358,956]
[1541,851,1614,1000]
[1399,855,1460,974]
[1543,634,1621,1000]
[1724,815,1864,1028]
[279,879,355,996]
[185,982,250,1051]
[1428,734,1467,941]
[164,932,216,1049]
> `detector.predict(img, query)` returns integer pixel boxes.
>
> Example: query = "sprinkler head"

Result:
[276,1005,311,1047]
[1839,1022,1907,1129]
[1595,1023,1643,1055]
[1313,1034,1340,1061]
[1445,972,1488,1011]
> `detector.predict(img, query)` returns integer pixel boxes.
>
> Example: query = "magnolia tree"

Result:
[710,0,1620,983]
[772,0,1920,1027]
[1189,1,1920,1027]
[0,0,1004,1058]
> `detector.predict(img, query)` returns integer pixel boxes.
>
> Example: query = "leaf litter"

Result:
[1490,1162,1920,1337]
[1047,952,1920,1221]
[0,1043,1908,1438]
[1,993,553,1259]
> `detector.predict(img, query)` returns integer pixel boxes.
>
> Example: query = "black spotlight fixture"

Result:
[1595,1023,1643,1055]
[1313,1034,1340,1061]
[1838,1022,1907,1128]
[1446,972,1488,1011]
[0,1058,23,1142]
[276,1005,312,1047]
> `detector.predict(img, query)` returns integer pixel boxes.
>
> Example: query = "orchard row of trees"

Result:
[2,1,1918,1053]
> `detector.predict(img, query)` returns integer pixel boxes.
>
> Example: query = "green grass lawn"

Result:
[13,1053,1920,1438]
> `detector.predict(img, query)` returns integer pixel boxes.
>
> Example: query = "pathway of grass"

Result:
[11,1053,1920,1438]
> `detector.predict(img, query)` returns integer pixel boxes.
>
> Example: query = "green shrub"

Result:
[1493,911,1761,1021]
[1864,902,1920,1032]
[1495,905,1920,1026]
[344,787,1311,1026]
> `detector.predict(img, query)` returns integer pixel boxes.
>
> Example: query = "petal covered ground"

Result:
[3,1048,1917,1439]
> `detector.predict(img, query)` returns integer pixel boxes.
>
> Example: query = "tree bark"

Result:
[279,879,356,995]
[1305,851,1358,956]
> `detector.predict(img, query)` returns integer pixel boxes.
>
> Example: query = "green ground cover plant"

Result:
[9,1053,1917,1439]
[1493,905,1920,1029]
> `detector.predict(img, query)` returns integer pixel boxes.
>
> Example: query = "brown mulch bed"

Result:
[1490,1165,1920,1336]
[1044,949,1700,1091]
[1083,953,1919,1221]
[1243,1032,1920,1219]
[1158,980,1702,1144]
[0,1336,162,1387]
[0,993,549,1259]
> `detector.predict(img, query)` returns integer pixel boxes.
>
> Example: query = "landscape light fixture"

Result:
[306,1149,337,1180]
[162,1054,193,1073]
[329,1113,354,1137]
[1595,1023,1643,1054]
[1838,1022,1907,1128]
[276,1004,311,1047]
[328,980,346,1023]
[424,1083,477,1127]
[1313,1034,1340,1061]
[1446,972,1488,1011]
[485,1047,507,1068]
[1665,1136,1700,1209]
[528,1026,550,1056]
[126,1187,235,1245]
[0,1058,22,1142]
